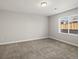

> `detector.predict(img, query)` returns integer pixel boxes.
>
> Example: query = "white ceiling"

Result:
[0,0,78,16]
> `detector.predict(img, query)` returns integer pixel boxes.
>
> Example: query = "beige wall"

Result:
[0,10,48,44]
[48,8,78,46]
[0,8,78,46]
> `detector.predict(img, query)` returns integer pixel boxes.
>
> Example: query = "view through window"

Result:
[59,15,78,35]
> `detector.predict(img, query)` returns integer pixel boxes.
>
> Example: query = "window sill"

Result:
[58,32,78,36]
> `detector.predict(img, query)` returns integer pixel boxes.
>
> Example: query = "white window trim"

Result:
[58,15,78,36]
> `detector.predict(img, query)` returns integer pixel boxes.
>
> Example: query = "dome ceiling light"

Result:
[41,2,47,7]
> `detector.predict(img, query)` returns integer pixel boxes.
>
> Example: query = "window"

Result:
[59,15,78,35]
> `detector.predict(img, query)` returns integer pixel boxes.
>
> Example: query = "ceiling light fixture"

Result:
[41,2,47,7]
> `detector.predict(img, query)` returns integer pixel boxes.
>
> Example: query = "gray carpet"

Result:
[0,38,78,59]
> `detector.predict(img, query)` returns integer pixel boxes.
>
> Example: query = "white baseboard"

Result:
[0,37,47,45]
[49,36,78,47]
[0,36,77,47]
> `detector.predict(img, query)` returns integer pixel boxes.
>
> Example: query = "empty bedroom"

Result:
[0,0,78,59]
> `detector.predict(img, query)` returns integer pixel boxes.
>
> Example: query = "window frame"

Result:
[58,14,78,36]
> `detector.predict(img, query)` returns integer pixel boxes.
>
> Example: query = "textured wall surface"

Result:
[48,8,78,46]
[0,10,48,44]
